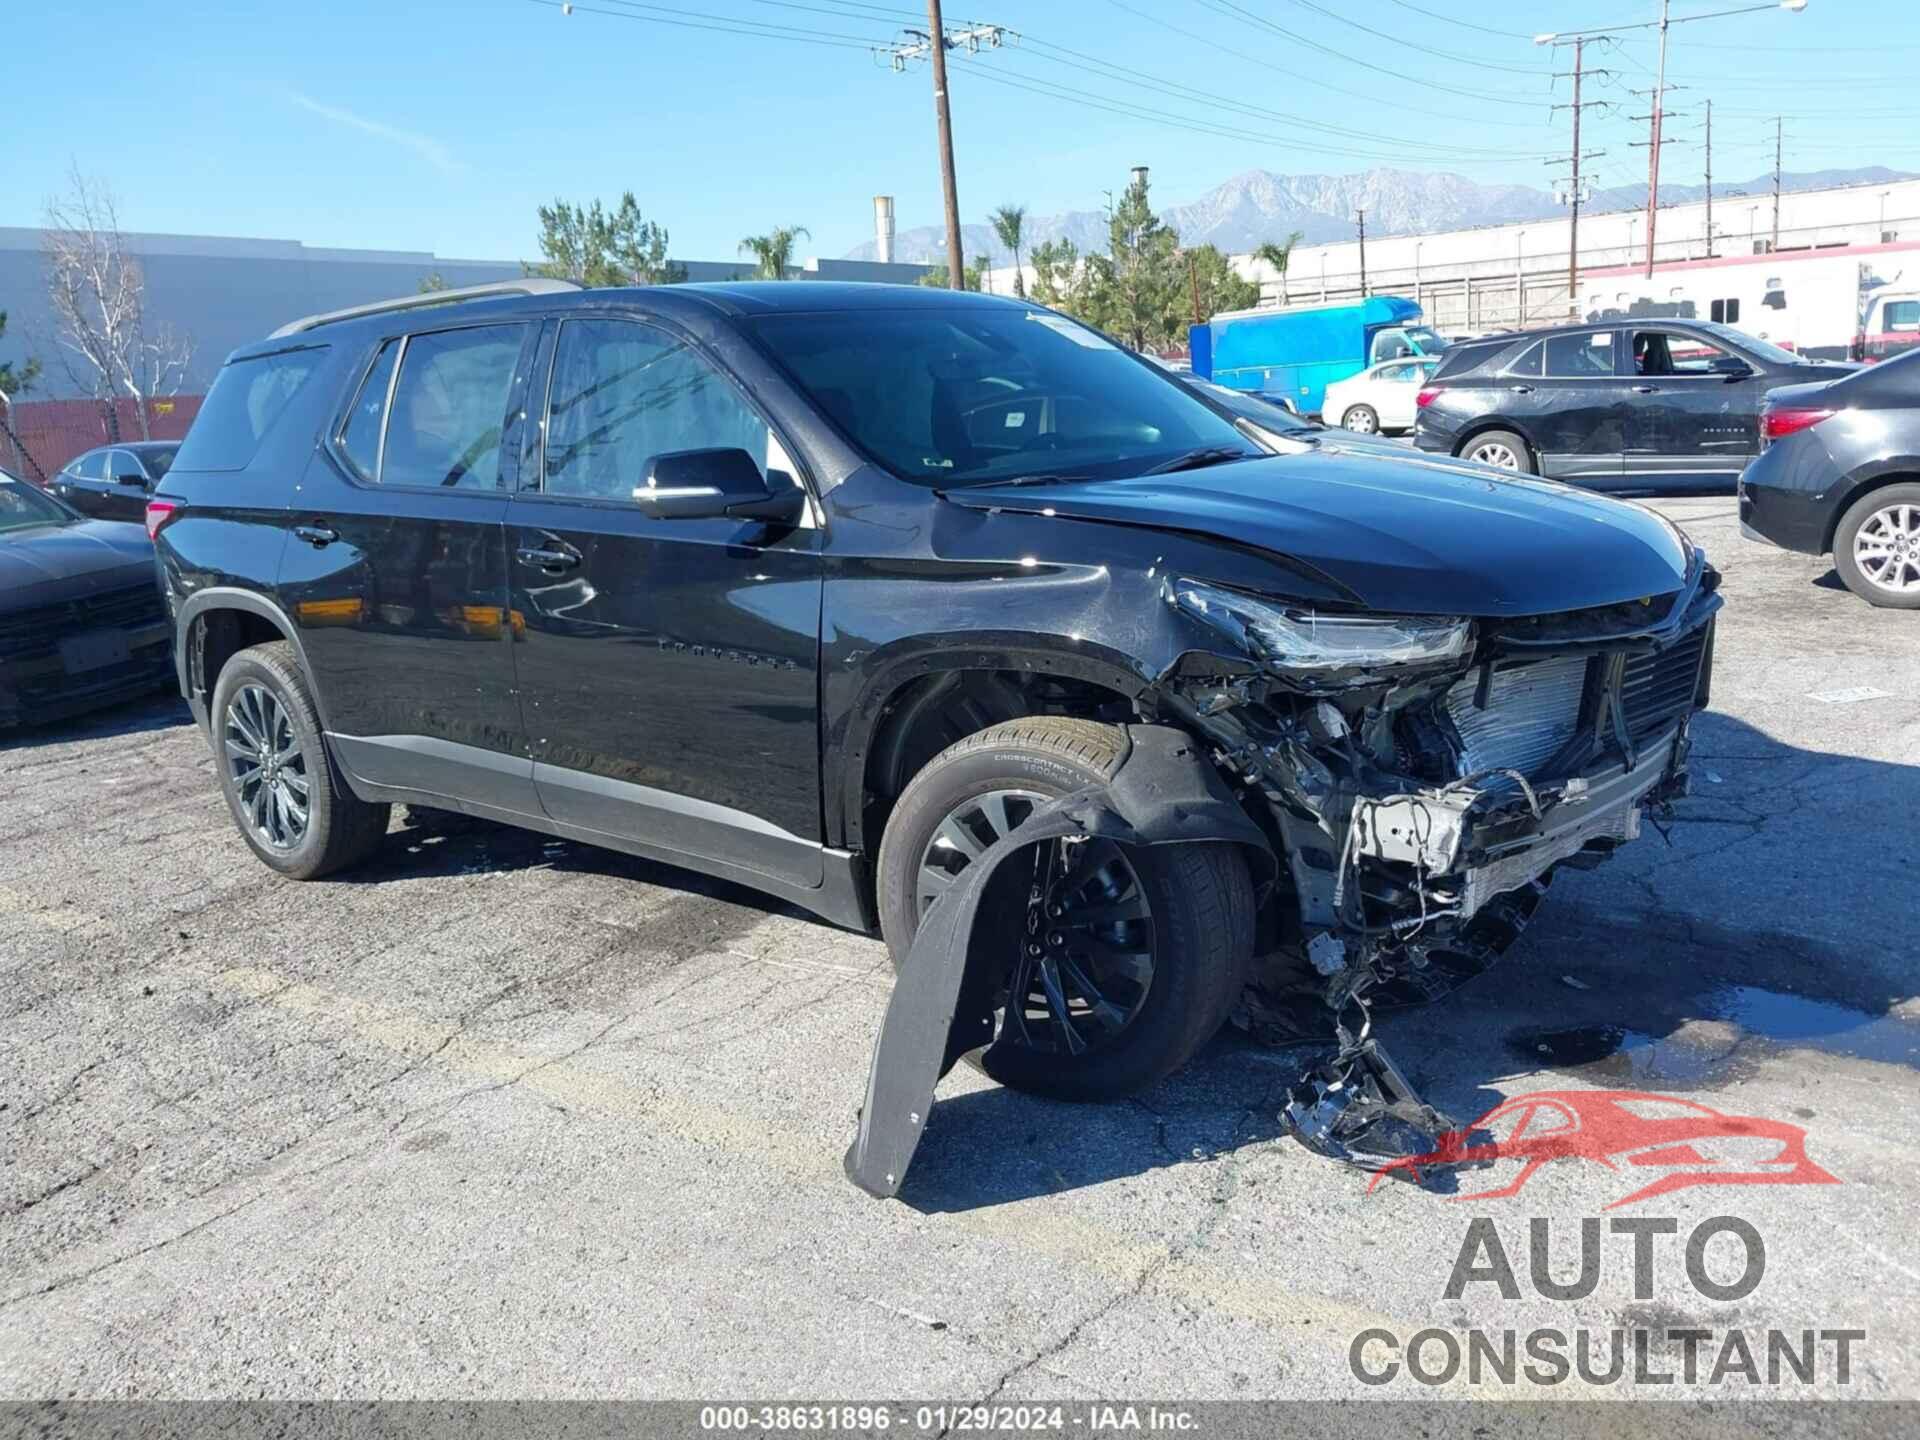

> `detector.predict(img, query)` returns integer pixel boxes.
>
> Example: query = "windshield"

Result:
[1406,326,1451,355]
[0,478,76,533]
[745,307,1255,486]
[1700,322,1803,366]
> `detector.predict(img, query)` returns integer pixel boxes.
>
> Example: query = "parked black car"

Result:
[1741,345,1920,608]
[1,469,172,728]
[1414,318,1853,492]
[52,442,180,522]
[154,281,1715,1101]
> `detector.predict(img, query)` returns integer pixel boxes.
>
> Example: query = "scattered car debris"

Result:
[865,1299,947,1331]
[1807,686,1892,705]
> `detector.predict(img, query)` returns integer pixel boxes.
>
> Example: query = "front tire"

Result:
[1342,404,1379,434]
[210,641,391,879]
[1461,428,1535,473]
[876,718,1255,1101]
[1834,483,1920,608]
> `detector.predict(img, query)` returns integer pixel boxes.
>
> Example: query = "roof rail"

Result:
[268,278,581,339]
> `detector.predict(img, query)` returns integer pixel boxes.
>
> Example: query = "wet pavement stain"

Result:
[1506,984,1920,1089]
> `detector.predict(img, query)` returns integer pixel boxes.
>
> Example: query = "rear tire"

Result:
[1461,428,1534,473]
[1833,483,1920,609]
[1342,404,1379,434]
[210,641,391,879]
[876,718,1255,1101]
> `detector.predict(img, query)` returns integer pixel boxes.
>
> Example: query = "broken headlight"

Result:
[1173,581,1472,677]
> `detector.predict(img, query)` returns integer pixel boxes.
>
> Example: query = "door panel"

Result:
[1530,331,1627,484]
[276,321,538,807]
[509,316,825,885]
[1623,329,1763,486]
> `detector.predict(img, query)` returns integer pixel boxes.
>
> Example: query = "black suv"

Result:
[1415,317,1852,491]
[154,281,1717,1101]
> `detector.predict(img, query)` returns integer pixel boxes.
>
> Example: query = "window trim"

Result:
[520,312,814,517]
[325,319,533,493]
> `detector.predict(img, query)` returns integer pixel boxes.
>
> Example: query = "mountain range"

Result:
[845,165,1914,265]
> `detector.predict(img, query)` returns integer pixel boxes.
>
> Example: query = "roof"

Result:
[666,280,1027,315]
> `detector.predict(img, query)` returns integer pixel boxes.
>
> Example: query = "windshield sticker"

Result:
[1025,313,1117,350]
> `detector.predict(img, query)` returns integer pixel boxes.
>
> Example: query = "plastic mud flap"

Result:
[843,724,1275,1200]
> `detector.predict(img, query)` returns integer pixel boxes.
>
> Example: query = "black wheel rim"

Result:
[225,683,310,850]
[916,789,1157,1057]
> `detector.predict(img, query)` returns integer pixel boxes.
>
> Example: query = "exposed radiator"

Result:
[1443,656,1588,778]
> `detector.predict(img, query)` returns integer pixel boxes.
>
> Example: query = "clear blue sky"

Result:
[7,0,1918,263]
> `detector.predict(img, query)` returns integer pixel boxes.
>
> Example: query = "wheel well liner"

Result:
[176,589,317,727]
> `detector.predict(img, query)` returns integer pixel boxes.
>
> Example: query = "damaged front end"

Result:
[1157,553,1720,1167]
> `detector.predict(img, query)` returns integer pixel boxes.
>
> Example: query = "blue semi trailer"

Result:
[1189,296,1451,417]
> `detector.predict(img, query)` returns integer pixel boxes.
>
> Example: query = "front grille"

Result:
[1621,624,1710,745]
[0,583,165,662]
[1443,656,1587,778]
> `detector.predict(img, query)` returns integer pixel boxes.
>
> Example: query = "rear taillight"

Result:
[144,499,179,540]
[1761,407,1836,442]
[1415,387,1439,409]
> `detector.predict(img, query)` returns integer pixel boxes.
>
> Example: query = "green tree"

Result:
[1028,239,1080,311]
[1083,169,1181,350]
[417,272,451,294]
[990,204,1028,298]
[531,192,685,287]
[917,258,985,291]
[972,253,993,294]
[1184,245,1260,323]
[739,225,811,281]
[1253,231,1305,305]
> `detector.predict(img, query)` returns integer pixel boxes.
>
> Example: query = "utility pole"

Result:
[1702,99,1713,258]
[1549,36,1610,320]
[1771,116,1784,252]
[1644,0,1670,277]
[881,15,1013,291]
[1355,208,1368,298]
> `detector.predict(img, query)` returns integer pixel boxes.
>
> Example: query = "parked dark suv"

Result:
[1414,317,1852,491]
[154,281,1717,1102]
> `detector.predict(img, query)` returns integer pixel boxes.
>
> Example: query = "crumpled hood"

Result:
[0,519,157,611]
[946,451,1693,615]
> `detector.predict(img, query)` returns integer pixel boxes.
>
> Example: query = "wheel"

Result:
[1834,483,1920,609]
[1462,429,1534,472]
[876,718,1255,1101]
[210,641,391,879]
[1342,404,1379,434]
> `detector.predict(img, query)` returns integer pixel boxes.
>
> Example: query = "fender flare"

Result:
[844,723,1275,1200]
[173,587,326,729]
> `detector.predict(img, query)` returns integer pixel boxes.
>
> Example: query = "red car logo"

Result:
[1369,1090,1840,1209]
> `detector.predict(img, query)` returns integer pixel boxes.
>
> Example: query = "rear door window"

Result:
[378,324,525,490]
[337,339,401,483]
[1504,342,1544,378]
[174,346,328,471]
[1543,332,1616,377]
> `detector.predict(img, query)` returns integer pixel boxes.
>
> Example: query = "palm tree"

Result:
[990,203,1028,298]
[972,254,993,293]
[739,225,811,280]
[1253,231,1305,306]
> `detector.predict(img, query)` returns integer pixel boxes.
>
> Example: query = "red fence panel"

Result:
[1,395,205,484]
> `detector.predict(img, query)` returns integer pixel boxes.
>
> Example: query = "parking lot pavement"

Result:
[1,496,1915,1407]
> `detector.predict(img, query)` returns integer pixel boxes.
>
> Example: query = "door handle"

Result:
[516,545,581,574]
[1509,384,1534,394]
[292,523,339,548]
[1631,385,1658,394]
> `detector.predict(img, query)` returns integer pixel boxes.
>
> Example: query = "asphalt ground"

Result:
[1,496,1916,1418]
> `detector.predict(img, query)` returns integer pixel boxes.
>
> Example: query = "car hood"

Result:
[946,451,1693,615]
[0,519,157,610]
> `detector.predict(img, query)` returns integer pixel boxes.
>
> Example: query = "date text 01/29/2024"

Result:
[698,1404,1199,1432]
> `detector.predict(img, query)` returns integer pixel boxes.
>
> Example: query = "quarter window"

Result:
[542,319,771,502]
[175,346,328,472]
[377,325,524,490]
[1542,332,1615,377]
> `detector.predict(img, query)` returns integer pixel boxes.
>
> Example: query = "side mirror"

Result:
[633,447,805,525]
[114,468,148,487]
[1708,356,1753,379]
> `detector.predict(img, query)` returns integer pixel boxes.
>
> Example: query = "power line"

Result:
[531,0,881,50]
[1274,0,1555,76]
[1375,0,1534,41]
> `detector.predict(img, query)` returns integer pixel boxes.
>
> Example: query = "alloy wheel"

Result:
[225,683,310,850]
[1853,502,1920,594]
[915,789,1157,1057]
[1469,440,1522,469]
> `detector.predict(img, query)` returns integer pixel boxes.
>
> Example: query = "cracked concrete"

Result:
[0,497,1915,1404]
